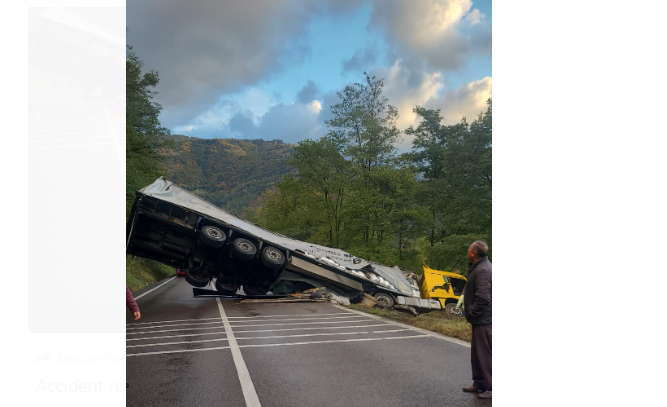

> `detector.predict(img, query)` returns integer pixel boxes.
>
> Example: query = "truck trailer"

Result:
[126,178,442,311]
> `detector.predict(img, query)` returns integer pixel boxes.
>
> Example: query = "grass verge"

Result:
[348,304,472,342]
[126,256,176,291]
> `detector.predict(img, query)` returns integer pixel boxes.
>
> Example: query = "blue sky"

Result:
[127,0,492,148]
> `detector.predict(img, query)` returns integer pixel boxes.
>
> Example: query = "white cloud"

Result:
[307,100,322,114]
[464,8,483,25]
[178,98,325,142]
[369,0,489,70]
[258,102,324,142]
[388,75,491,152]
[428,76,492,124]
[379,60,444,129]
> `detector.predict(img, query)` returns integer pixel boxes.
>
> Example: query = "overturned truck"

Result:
[126,178,441,311]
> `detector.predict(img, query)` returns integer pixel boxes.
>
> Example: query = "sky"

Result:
[127,0,492,149]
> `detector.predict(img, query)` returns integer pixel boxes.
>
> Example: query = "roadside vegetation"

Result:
[349,304,472,342]
[126,256,175,292]
[126,44,174,290]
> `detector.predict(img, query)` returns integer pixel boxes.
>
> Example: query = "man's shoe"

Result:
[462,385,484,393]
[478,390,492,399]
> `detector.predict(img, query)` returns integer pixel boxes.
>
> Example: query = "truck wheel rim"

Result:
[267,250,280,260]
[207,229,222,239]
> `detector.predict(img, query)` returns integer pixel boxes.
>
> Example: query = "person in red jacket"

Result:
[126,286,141,320]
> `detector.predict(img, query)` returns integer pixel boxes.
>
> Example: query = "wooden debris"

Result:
[240,298,330,304]
[240,287,331,303]
[286,293,315,299]
[303,287,326,294]
[360,293,377,307]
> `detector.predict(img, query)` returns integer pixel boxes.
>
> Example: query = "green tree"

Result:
[126,45,172,216]
[326,73,400,171]
[405,107,448,246]
[126,45,175,290]
[407,99,492,269]
[260,138,352,247]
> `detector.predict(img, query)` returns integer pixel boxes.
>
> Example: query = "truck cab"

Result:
[420,263,467,316]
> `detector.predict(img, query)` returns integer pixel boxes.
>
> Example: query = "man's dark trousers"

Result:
[471,323,492,391]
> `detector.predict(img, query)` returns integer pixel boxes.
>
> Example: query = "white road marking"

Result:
[126,334,430,357]
[125,313,358,326]
[337,305,472,348]
[126,323,396,341]
[125,320,378,336]
[127,329,412,348]
[126,321,224,330]
[127,345,231,357]
[226,312,354,319]
[127,317,222,326]
[127,315,365,331]
[230,319,372,329]
[126,326,226,335]
[239,334,430,349]
[127,337,229,348]
[235,329,410,341]
[229,315,366,324]
[126,331,227,341]
[216,297,262,407]
[231,323,393,334]
[134,276,177,300]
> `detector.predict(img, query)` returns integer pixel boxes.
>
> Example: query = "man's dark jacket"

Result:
[464,256,492,326]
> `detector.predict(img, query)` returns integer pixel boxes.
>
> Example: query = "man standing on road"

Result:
[126,286,141,320]
[462,240,492,399]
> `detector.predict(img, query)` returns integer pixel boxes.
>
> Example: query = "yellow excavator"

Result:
[420,262,467,316]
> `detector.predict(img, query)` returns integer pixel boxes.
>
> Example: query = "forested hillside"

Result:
[159,137,295,215]
[126,51,491,286]
[248,74,491,275]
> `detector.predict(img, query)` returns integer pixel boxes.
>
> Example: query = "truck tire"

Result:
[260,246,285,270]
[185,269,210,287]
[215,279,238,296]
[232,238,257,261]
[199,226,226,248]
[374,292,395,309]
[243,284,268,296]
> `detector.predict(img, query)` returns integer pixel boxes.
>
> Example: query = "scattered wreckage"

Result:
[127,178,463,314]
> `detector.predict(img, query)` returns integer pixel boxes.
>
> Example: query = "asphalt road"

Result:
[127,276,490,407]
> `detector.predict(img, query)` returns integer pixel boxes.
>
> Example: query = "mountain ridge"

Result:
[159,135,296,215]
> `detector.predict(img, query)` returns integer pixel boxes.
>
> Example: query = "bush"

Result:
[126,256,175,291]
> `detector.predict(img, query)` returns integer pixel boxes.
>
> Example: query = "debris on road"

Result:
[360,293,378,307]
[240,298,330,304]
[241,287,332,304]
